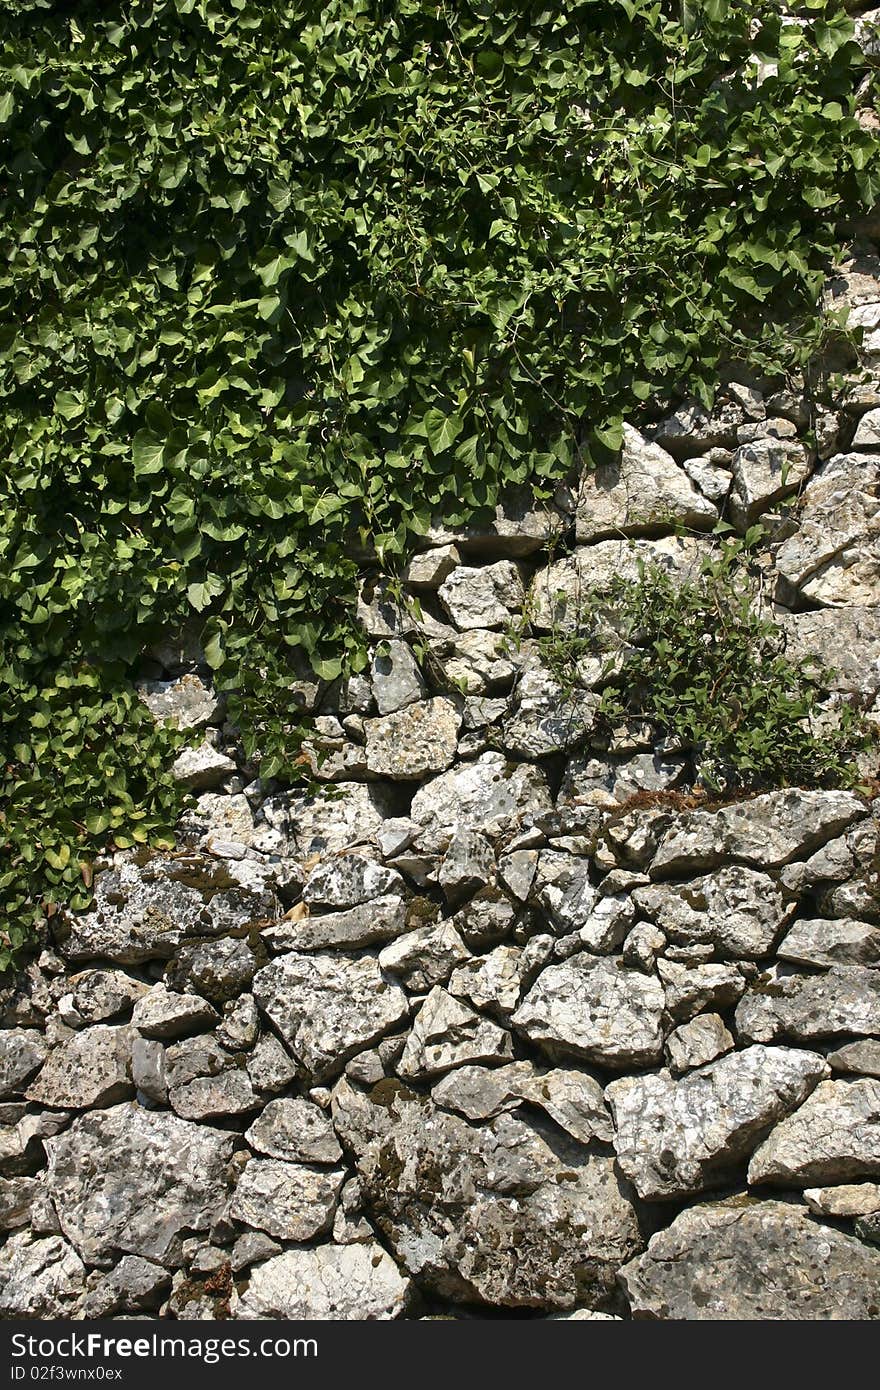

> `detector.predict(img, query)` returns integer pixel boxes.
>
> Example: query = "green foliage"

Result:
[537,535,874,791]
[1,0,878,961]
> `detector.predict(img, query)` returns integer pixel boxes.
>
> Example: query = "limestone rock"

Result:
[370,640,426,715]
[245,1098,342,1165]
[404,545,460,590]
[527,536,703,631]
[827,1039,880,1078]
[729,438,810,529]
[137,674,220,730]
[607,1045,828,1200]
[575,424,717,541]
[67,969,150,1024]
[650,789,866,876]
[779,608,880,699]
[749,1078,880,1186]
[501,665,598,758]
[238,1242,411,1319]
[169,1070,261,1121]
[633,865,793,959]
[0,1232,86,1318]
[658,959,746,1021]
[332,1080,641,1310]
[304,853,404,909]
[777,917,880,969]
[410,752,553,852]
[736,965,880,1043]
[803,1183,880,1218]
[431,1062,613,1145]
[620,1199,880,1319]
[665,1013,734,1074]
[513,955,665,1067]
[170,742,236,791]
[0,1030,47,1098]
[651,395,759,457]
[246,1034,297,1094]
[448,945,524,1018]
[229,1158,344,1241]
[775,454,880,607]
[26,1024,133,1109]
[81,1255,171,1317]
[132,985,219,1040]
[262,781,395,860]
[253,952,409,1082]
[438,827,495,906]
[44,1105,234,1266]
[273,895,407,952]
[364,698,461,779]
[438,561,525,630]
[397,987,513,1079]
[378,920,470,993]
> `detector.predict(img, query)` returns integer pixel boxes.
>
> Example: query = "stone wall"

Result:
[3,243,880,1320]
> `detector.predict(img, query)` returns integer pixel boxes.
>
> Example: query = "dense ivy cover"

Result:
[1,0,878,963]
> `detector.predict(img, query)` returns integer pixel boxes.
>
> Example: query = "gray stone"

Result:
[237,1242,411,1320]
[132,985,219,1040]
[245,1098,342,1165]
[651,396,757,457]
[229,1158,344,1241]
[370,640,426,715]
[398,987,513,1079]
[131,1036,167,1106]
[650,789,866,876]
[666,1013,735,1074]
[438,561,524,630]
[230,1230,282,1273]
[378,921,470,993]
[432,1062,613,1145]
[729,438,810,529]
[410,752,553,852]
[45,1105,234,1266]
[454,887,518,950]
[262,781,395,860]
[164,1035,230,1090]
[165,937,263,1006]
[527,536,703,631]
[827,1039,880,1078]
[501,665,599,759]
[749,1078,880,1186]
[26,1025,132,1109]
[779,608,880,699]
[448,946,524,1018]
[178,792,255,850]
[170,742,236,791]
[404,545,460,590]
[332,1080,641,1310]
[607,1045,828,1200]
[558,752,688,808]
[81,1255,171,1317]
[438,827,495,906]
[137,674,220,730]
[575,423,717,541]
[658,959,746,1021]
[777,918,880,969]
[246,1034,297,1094]
[775,454,880,607]
[735,965,880,1043]
[0,1175,40,1230]
[268,895,407,952]
[68,969,150,1024]
[634,865,793,958]
[803,1183,880,1218]
[0,1029,47,1098]
[364,698,461,779]
[620,1199,880,1320]
[253,952,409,1082]
[169,1070,261,1121]
[0,1232,86,1318]
[216,994,260,1050]
[513,956,665,1067]
[303,853,404,908]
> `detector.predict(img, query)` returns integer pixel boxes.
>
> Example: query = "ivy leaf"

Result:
[423,409,464,454]
[131,431,165,475]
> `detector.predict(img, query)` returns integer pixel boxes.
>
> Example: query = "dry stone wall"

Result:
[5,245,880,1319]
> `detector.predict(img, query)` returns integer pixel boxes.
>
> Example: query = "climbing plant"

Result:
[1,0,878,963]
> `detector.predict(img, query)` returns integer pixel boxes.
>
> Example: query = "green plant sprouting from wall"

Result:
[1,0,879,963]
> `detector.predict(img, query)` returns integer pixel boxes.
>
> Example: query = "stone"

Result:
[253,952,409,1082]
[0,1232,86,1318]
[170,741,236,791]
[575,424,717,541]
[397,986,513,1079]
[749,1078,880,1186]
[404,545,460,590]
[558,751,688,807]
[370,640,426,715]
[650,789,866,876]
[0,1109,70,1179]
[164,1034,230,1090]
[527,536,703,631]
[657,959,746,1021]
[448,946,524,1018]
[216,994,259,1050]
[269,895,407,952]
[683,452,733,505]
[81,1255,171,1317]
[854,407,880,448]
[230,1230,282,1272]
[803,1183,880,1218]
[728,438,810,529]
[332,1081,641,1310]
[454,886,518,949]
[410,752,553,852]
[26,1024,132,1109]
[512,955,665,1067]
[237,1242,411,1320]
[827,1039,880,1078]
[438,827,495,905]
[58,854,276,964]
[378,921,470,993]
[170,1070,261,1121]
[777,918,880,969]
[262,781,395,860]
[775,454,880,607]
[438,561,524,630]
[132,985,219,1040]
[0,1029,47,1098]
[68,969,149,1024]
[622,921,666,973]
[498,849,539,902]
[535,850,598,932]
[651,395,758,457]
[178,792,256,849]
[131,1036,167,1105]
[620,1199,880,1320]
[432,1062,613,1146]
[0,1176,40,1230]
[500,665,598,759]
[245,1098,342,1165]
[246,1034,297,1093]
[303,853,404,908]
[607,1045,828,1201]
[736,965,880,1043]
[229,1158,344,1242]
[44,1106,234,1266]
[137,673,220,730]
[665,1013,735,1074]
[364,697,460,779]
[439,627,519,693]
[164,937,263,1006]
[779,608,880,699]
[633,865,793,958]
